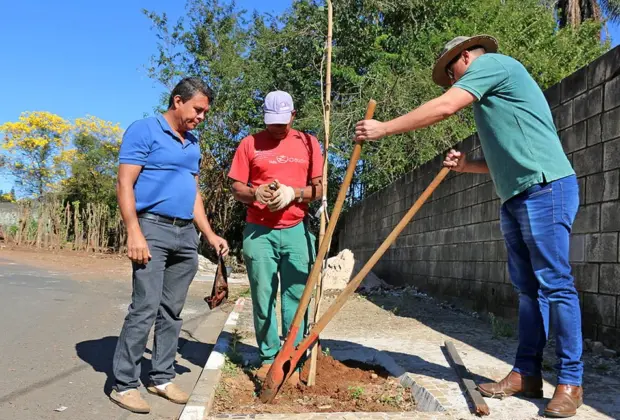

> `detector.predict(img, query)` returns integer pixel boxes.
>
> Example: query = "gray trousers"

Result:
[113,217,199,391]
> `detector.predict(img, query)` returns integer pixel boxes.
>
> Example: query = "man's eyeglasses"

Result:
[446,53,462,82]
[447,67,455,82]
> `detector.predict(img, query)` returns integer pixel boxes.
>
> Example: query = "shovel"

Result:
[259,117,452,403]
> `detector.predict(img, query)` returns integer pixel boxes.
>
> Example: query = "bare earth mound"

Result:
[212,352,414,415]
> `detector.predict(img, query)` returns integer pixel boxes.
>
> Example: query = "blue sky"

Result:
[0,0,290,193]
[1,1,619,193]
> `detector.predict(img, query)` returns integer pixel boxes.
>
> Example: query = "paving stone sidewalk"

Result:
[207,289,620,420]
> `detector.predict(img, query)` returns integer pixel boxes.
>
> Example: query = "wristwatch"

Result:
[297,187,304,203]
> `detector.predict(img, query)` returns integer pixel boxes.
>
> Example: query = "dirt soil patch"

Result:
[212,352,414,415]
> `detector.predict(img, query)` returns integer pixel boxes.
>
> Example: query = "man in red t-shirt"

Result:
[228,91,324,385]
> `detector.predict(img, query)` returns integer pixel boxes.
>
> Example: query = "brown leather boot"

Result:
[478,370,543,399]
[544,385,583,418]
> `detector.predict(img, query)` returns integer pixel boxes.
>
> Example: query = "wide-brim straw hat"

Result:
[432,35,499,88]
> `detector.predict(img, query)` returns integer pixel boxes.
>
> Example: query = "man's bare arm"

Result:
[355,87,477,141]
[291,176,322,203]
[443,149,490,174]
[193,177,229,256]
[232,177,322,205]
[231,181,258,204]
[193,185,217,240]
[462,159,490,174]
[117,164,151,264]
[384,88,476,135]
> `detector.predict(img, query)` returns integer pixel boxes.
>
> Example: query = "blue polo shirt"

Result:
[119,114,201,219]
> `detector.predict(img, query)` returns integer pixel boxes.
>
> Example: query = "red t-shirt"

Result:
[228,129,324,229]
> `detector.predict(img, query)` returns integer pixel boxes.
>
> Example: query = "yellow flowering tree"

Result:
[1,112,123,202]
[0,188,16,203]
[0,111,72,197]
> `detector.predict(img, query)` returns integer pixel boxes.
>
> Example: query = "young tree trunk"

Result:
[308,0,333,387]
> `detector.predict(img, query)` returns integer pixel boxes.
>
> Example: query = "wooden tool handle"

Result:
[297,166,451,349]
[287,99,377,332]
[363,100,377,120]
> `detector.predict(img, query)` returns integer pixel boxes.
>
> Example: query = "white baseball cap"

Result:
[264,90,294,125]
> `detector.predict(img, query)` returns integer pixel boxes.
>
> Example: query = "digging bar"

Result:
[259,165,451,403]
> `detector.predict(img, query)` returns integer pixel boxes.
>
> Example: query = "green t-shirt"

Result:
[454,53,575,203]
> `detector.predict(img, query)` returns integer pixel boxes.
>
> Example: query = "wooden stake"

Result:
[307,0,333,387]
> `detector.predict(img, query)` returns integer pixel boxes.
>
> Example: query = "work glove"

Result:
[254,184,275,205]
[268,181,296,212]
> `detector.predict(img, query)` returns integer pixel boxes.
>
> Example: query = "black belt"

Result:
[138,212,194,227]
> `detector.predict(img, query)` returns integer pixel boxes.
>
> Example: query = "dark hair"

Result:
[168,77,214,109]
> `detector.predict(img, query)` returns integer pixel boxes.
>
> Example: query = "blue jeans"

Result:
[500,174,583,386]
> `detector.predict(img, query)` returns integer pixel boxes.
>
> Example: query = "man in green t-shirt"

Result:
[355,35,583,418]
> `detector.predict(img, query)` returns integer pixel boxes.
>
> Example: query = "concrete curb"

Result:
[369,352,447,412]
[398,373,446,412]
[370,351,446,412]
[178,298,246,420]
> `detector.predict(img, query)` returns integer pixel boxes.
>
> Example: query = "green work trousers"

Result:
[242,221,316,365]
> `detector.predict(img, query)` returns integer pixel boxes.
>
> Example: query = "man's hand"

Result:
[268,181,295,212]
[443,149,468,172]
[254,184,275,205]
[127,231,151,265]
[207,234,230,257]
[354,119,387,142]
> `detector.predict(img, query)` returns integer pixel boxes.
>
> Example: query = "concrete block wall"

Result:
[337,46,620,350]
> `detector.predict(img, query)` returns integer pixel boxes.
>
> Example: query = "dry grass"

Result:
[3,199,125,253]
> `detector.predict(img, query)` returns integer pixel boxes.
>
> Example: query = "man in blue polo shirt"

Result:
[355,36,583,418]
[109,77,229,414]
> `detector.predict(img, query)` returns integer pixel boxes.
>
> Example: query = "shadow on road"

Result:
[177,337,214,368]
[76,336,203,396]
[75,336,120,395]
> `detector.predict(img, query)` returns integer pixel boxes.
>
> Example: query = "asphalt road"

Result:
[0,256,228,420]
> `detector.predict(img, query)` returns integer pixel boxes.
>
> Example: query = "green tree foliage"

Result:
[59,116,123,210]
[62,131,120,210]
[0,111,73,197]
[144,0,608,256]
